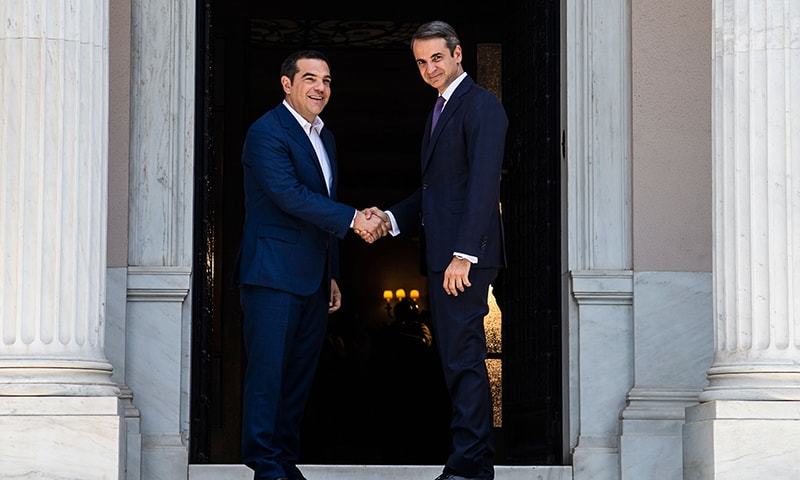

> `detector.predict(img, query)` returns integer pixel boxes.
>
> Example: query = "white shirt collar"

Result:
[282,99,324,134]
[441,71,468,102]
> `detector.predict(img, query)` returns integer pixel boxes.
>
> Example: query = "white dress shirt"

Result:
[385,72,478,265]
[283,100,334,194]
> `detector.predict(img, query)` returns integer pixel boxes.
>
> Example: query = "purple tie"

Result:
[431,96,445,133]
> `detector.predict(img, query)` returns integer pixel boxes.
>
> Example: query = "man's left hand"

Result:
[443,256,472,296]
[329,278,342,313]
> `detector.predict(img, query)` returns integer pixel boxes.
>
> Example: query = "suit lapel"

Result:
[421,76,473,173]
[277,103,329,197]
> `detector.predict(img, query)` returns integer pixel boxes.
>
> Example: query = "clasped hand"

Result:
[352,207,390,244]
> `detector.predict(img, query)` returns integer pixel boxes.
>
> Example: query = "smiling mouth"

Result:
[308,95,324,101]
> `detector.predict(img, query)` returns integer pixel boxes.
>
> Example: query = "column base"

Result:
[573,436,620,480]
[0,358,119,396]
[142,434,189,480]
[683,400,800,479]
[700,364,800,401]
[0,396,124,479]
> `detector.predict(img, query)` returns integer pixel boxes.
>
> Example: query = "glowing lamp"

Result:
[409,289,420,301]
[395,289,406,300]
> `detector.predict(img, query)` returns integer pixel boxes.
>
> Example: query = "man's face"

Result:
[282,58,331,122]
[412,37,463,94]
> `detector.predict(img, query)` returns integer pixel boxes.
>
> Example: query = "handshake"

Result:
[352,207,392,244]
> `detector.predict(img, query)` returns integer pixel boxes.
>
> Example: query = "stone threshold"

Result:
[190,464,573,480]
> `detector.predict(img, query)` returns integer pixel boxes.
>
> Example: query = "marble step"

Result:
[189,464,573,480]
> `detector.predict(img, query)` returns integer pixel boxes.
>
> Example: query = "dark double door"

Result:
[192,0,563,466]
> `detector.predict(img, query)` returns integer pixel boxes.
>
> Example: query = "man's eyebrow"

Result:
[301,72,332,80]
[416,53,442,62]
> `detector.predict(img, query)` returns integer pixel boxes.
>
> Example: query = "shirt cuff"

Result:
[384,210,401,237]
[349,209,358,228]
[453,252,478,264]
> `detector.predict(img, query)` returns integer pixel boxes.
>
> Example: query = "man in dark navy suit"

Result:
[237,50,388,480]
[374,21,508,480]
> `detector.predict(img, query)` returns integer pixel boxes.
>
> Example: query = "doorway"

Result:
[191,0,563,466]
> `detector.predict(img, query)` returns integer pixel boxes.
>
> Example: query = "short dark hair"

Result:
[280,49,330,82]
[411,21,461,54]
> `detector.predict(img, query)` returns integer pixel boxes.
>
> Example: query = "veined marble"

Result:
[565,0,633,458]
[571,271,634,480]
[685,2,800,478]
[128,0,195,477]
[106,267,129,386]
[107,267,144,480]
[702,0,800,402]
[0,1,123,477]
[190,464,255,480]
[0,397,123,479]
[684,401,800,479]
[126,268,191,480]
[620,272,713,480]
[0,0,117,398]
[188,465,573,480]
[141,435,190,480]
[630,272,712,388]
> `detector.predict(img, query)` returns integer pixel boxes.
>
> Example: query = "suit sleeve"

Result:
[453,95,508,258]
[389,187,423,236]
[242,123,355,239]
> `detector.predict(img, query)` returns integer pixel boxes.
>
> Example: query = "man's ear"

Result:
[453,45,463,64]
[280,75,292,95]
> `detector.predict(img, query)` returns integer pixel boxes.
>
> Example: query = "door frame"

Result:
[174,0,635,468]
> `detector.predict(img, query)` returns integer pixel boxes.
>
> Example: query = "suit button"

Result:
[422,183,429,190]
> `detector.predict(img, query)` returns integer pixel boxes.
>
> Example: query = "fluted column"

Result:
[0,0,117,397]
[702,0,800,402]
[684,3,800,477]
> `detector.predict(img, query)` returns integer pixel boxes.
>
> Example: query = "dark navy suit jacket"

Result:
[391,76,508,272]
[238,103,355,296]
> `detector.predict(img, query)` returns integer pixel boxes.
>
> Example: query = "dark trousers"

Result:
[239,282,328,480]
[428,268,498,480]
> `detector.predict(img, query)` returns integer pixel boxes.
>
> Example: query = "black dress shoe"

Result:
[434,474,478,480]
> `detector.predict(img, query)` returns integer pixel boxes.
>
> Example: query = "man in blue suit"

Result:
[376,21,508,480]
[238,50,388,480]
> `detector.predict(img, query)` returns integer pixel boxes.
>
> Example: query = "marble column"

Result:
[567,0,633,477]
[684,1,800,478]
[128,0,196,476]
[0,1,123,478]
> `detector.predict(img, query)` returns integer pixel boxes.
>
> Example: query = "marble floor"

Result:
[189,464,574,480]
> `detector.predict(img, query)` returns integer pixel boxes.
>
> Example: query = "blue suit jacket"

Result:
[238,103,355,296]
[391,76,508,272]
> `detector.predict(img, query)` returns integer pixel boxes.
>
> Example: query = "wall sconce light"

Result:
[383,288,422,318]
[383,290,394,316]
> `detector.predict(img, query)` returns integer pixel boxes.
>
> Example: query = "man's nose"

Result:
[426,63,437,75]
